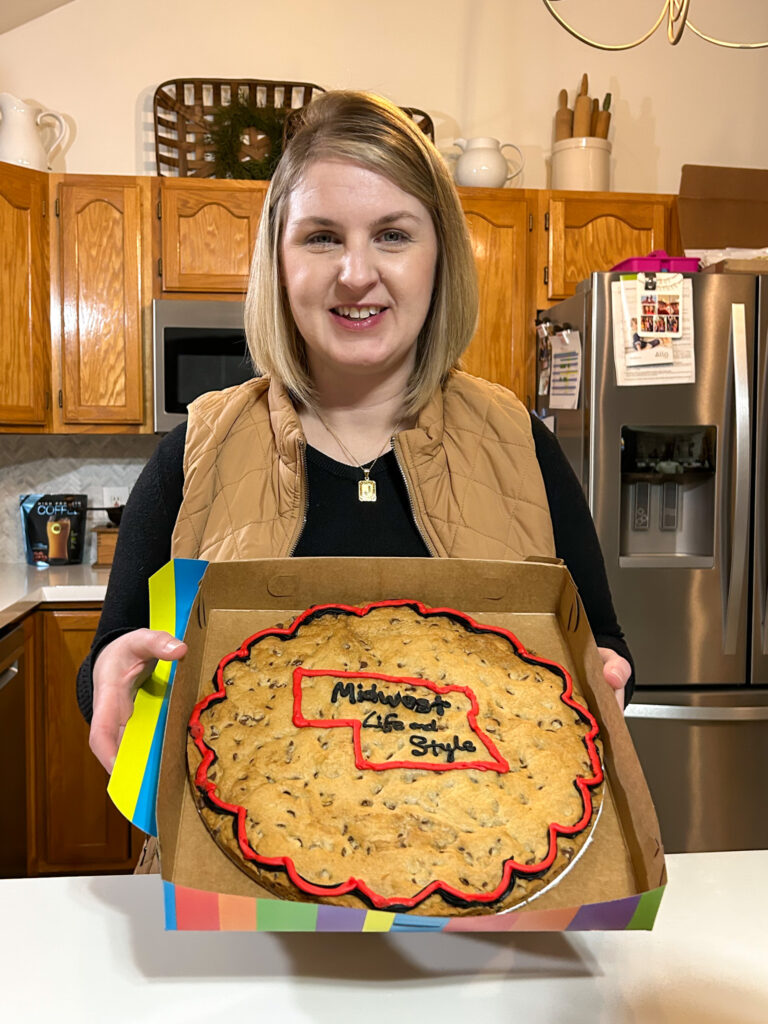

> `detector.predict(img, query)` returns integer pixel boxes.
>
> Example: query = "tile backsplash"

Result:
[1,433,161,564]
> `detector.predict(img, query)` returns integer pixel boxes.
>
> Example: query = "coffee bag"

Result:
[19,494,87,566]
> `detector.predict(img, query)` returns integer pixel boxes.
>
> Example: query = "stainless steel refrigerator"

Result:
[537,271,768,852]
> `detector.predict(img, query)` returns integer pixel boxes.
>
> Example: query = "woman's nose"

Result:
[337,245,378,292]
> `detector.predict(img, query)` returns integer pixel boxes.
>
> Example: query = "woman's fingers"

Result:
[89,674,138,774]
[596,647,632,712]
[89,630,187,773]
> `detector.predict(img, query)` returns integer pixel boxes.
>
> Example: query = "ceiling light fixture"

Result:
[542,0,768,50]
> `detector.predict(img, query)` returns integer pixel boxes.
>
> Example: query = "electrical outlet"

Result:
[103,486,129,508]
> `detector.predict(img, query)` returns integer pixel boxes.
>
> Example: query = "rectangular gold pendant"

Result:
[358,478,377,502]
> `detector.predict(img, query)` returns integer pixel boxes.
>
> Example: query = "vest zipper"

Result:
[287,438,309,556]
[392,435,437,557]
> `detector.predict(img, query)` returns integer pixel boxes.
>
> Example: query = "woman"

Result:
[80,91,632,774]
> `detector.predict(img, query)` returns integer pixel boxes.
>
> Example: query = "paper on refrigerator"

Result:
[548,329,581,409]
[611,279,696,386]
[635,272,683,340]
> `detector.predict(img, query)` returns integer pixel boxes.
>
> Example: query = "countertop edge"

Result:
[0,598,40,633]
[0,563,108,633]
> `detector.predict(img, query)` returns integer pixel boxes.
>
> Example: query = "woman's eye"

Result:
[306,233,338,248]
[377,229,408,245]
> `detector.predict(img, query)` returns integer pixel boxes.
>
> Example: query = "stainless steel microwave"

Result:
[152,298,255,432]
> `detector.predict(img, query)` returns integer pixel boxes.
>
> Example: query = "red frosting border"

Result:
[189,599,604,911]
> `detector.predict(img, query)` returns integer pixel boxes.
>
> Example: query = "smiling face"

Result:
[279,159,438,396]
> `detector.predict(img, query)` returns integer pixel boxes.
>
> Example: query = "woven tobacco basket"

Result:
[153,78,325,177]
[153,77,436,178]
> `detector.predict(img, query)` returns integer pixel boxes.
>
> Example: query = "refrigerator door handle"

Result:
[758,308,768,655]
[626,703,768,722]
[722,303,751,655]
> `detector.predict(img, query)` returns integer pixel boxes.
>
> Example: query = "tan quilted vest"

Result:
[171,372,555,562]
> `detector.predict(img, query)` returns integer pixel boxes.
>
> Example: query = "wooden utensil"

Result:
[590,98,599,136]
[595,93,612,139]
[572,73,592,137]
[554,89,573,141]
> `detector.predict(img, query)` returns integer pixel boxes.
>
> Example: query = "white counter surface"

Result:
[0,851,765,1024]
[0,561,108,628]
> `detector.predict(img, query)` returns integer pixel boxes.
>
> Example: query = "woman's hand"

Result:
[597,647,632,712]
[89,629,187,774]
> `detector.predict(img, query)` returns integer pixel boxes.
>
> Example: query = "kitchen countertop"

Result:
[0,561,109,630]
[0,851,766,1024]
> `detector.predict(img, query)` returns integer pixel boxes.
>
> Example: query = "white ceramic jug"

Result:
[453,137,524,188]
[0,93,65,171]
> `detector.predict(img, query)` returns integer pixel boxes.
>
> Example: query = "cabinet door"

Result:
[0,163,50,427]
[542,192,673,305]
[160,179,267,292]
[31,610,138,874]
[0,625,28,877]
[460,189,532,401]
[57,178,145,425]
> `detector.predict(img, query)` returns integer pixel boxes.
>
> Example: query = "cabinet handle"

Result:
[0,661,19,693]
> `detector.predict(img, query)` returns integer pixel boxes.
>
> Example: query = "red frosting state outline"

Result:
[189,599,604,911]
[292,667,510,773]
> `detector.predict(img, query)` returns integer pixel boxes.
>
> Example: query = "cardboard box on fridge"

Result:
[157,557,666,933]
[678,164,768,250]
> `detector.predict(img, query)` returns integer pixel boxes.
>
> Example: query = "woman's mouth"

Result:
[330,305,387,327]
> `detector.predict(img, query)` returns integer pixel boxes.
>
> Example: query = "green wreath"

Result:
[207,100,287,180]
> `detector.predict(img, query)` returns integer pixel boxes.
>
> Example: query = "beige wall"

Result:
[0,0,766,192]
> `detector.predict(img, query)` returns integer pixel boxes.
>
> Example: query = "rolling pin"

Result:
[572,73,592,137]
[554,89,573,141]
[595,93,612,139]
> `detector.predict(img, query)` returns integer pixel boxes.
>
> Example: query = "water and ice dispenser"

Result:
[619,426,717,567]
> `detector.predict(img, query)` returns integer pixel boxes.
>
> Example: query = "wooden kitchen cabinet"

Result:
[535,190,679,307]
[27,608,140,875]
[0,622,30,877]
[0,169,153,434]
[158,177,268,293]
[51,176,152,431]
[0,162,51,430]
[459,188,535,402]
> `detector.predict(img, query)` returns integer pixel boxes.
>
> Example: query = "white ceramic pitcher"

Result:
[0,93,65,170]
[453,137,524,188]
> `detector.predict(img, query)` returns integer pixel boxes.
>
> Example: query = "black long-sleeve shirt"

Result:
[76,414,634,720]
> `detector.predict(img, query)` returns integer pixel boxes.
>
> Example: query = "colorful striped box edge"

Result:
[163,881,666,933]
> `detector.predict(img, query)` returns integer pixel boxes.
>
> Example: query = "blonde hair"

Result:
[245,90,478,414]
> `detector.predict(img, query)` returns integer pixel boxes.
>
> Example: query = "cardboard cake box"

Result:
[677,164,768,251]
[155,557,666,932]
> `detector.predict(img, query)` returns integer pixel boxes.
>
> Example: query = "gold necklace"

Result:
[315,413,400,503]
